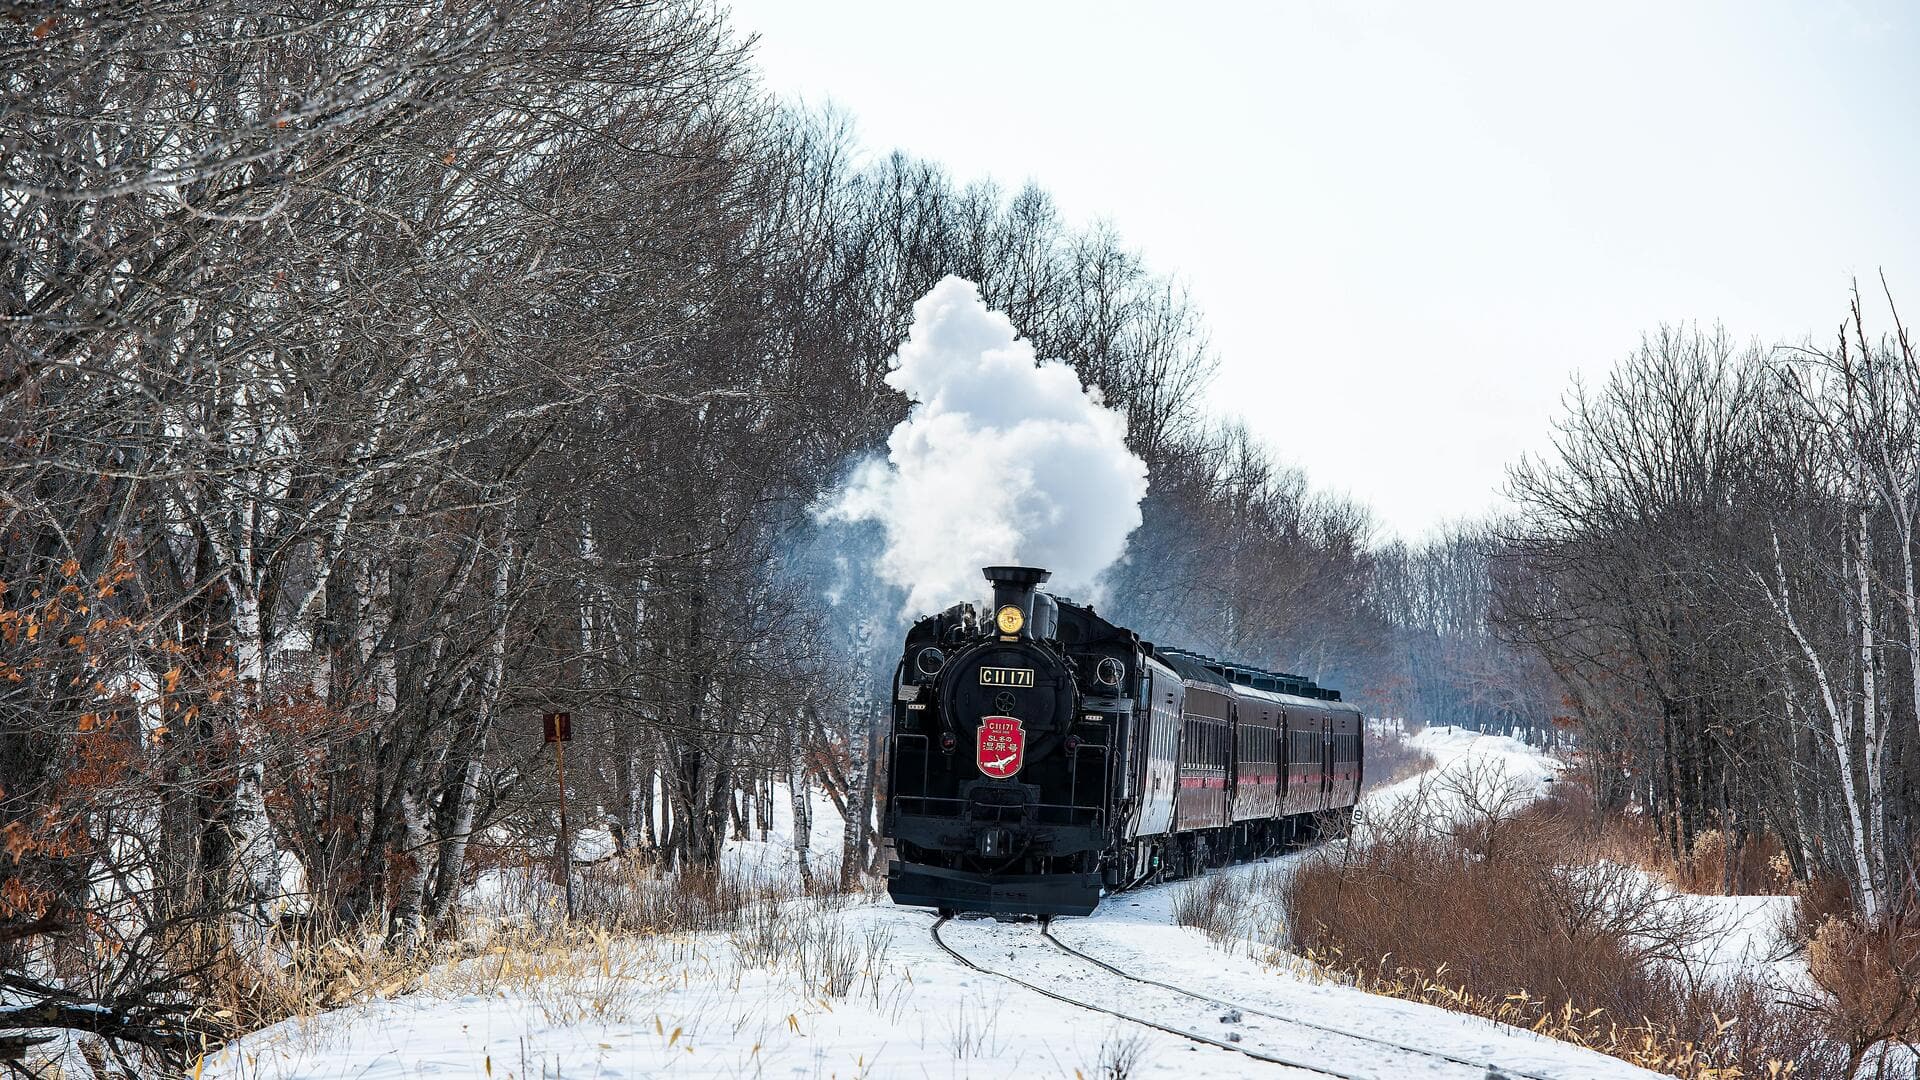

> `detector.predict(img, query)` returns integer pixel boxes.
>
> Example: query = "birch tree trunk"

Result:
[385,787,434,952]
[617,747,643,856]
[840,620,874,888]
[789,726,815,890]
[1763,534,1883,921]
[1853,507,1887,886]
[425,541,515,933]
[757,771,772,841]
[1894,483,1920,748]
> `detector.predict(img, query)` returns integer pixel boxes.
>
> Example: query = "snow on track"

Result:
[935,915,1372,1078]
[1037,923,1564,1080]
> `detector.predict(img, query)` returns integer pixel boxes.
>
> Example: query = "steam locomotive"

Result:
[882,565,1363,917]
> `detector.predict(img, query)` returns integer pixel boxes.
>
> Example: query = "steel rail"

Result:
[931,914,1370,1080]
[1039,922,1564,1080]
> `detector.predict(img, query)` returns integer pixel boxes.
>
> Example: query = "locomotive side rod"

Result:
[930,915,1368,1080]
[1038,923,1564,1080]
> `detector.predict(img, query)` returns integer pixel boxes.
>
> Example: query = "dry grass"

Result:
[1312,955,1828,1079]
[439,923,668,1025]
[1282,772,1819,1079]
[198,927,437,1037]
[944,999,1007,1060]
[179,853,868,1077]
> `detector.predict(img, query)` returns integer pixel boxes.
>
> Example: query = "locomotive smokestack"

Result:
[982,565,1049,635]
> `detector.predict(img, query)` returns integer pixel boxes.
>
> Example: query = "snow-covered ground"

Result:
[1674,889,1801,991]
[205,728,1740,1080]
[1363,724,1559,830]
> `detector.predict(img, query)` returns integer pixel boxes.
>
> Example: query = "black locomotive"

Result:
[883,565,1363,917]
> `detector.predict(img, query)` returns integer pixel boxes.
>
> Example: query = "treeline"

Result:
[1103,443,1555,740]
[0,0,1309,1061]
[1372,524,1558,738]
[2,0,1604,1064]
[1494,309,1920,916]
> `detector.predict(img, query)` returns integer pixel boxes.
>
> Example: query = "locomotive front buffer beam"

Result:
[885,859,1103,917]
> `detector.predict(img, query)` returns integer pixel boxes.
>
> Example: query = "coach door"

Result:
[1134,661,1181,837]
[1320,720,1334,811]
[1281,707,1310,817]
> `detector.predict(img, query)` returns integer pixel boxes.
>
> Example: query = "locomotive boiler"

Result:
[882,565,1363,917]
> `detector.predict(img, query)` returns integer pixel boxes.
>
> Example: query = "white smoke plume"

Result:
[824,276,1149,615]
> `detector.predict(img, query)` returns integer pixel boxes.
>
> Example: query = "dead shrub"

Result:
[1790,875,1857,946]
[1171,873,1245,945]
[1282,786,1806,1079]
[1561,783,1793,897]
[1799,905,1920,1077]
[1089,1024,1152,1079]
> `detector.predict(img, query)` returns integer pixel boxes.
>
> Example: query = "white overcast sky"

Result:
[726,0,1920,540]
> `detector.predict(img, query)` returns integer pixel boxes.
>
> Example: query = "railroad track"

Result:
[1038,922,1567,1080]
[930,914,1369,1079]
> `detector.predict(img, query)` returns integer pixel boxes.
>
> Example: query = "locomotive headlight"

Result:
[915,647,945,678]
[995,604,1025,634]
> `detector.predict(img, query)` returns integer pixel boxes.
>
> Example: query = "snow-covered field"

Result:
[207,728,1764,1080]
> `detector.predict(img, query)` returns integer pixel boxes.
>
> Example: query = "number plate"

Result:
[978,666,1036,688]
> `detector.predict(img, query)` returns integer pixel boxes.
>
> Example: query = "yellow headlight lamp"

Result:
[995,604,1025,635]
